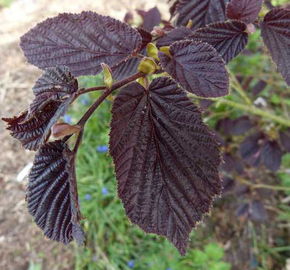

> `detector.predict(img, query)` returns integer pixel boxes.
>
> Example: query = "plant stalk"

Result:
[229,71,252,105]
[78,71,144,127]
[217,99,290,127]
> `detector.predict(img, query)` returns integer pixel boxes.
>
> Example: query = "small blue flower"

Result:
[84,194,92,201]
[97,145,108,153]
[80,98,89,106]
[127,260,134,269]
[166,268,172,270]
[64,114,71,124]
[102,187,108,196]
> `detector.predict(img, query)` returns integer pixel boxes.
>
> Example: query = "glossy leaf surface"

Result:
[20,12,142,76]
[109,77,222,255]
[112,28,151,80]
[3,67,77,150]
[188,20,248,63]
[175,0,229,30]
[3,101,67,151]
[226,0,263,24]
[260,8,290,86]
[27,141,84,244]
[156,27,192,48]
[29,66,78,117]
[159,41,229,97]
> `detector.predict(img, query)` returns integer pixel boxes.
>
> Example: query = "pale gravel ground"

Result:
[0,1,167,269]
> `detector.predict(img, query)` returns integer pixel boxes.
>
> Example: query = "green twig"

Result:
[237,177,290,192]
[229,71,252,105]
[218,99,290,127]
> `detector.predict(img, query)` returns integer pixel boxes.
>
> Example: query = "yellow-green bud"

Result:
[159,46,171,57]
[101,63,113,89]
[146,43,159,61]
[138,57,157,74]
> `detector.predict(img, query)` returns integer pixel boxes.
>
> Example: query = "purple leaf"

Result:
[226,0,263,24]
[230,116,253,135]
[216,117,232,135]
[236,203,249,218]
[279,129,290,152]
[188,20,249,63]
[252,80,267,96]
[211,130,226,146]
[199,99,214,109]
[239,132,264,167]
[262,140,282,172]
[2,67,78,151]
[124,11,134,24]
[27,140,84,245]
[222,176,236,194]
[112,28,152,80]
[3,101,66,151]
[221,153,244,174]
[260,8,290,86]
[20,12,142,77]
[250,200,268,222]
[109,77,222,255]
[137,28,153,50]
[175,0,230,30]
[29,66,78,118]
[169,0,180,20]
[159,41,229,97]
[137,6,162,32]
[156,27,193,48]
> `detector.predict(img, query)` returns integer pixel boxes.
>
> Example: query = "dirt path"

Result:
[0,0,167,269]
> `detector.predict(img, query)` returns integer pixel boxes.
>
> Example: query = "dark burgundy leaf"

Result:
[222,176,236,194]
[112,28,151,80]
[27,140,84,244]
[20,12,142,77]
[2,101,67,151]
[262,140,282,172]
[230,116,253,135]
[169,0,180,20]
[226,0,263,24]
[2,67,78,150]
[112,49,146,81]
[221,153,244,174]
[188,20,249,63]
[260,8,290,86]
[156,27,193,48]
[252,80,267,96]
[137,28,153,49]
[199,99,214,109]
[109,77,222,255]
[175,0,230,30]
[216,117,232,135]
[112,57,141,81]
[264,1,274,10]
[29,66,78,118]
[124,11,134,24]
[236,203,249,218]
[159,41,229,97]
[239,132,264,167]
[137,6,162,32]
[250,200,268,222]
[236,185,250,196]
[211,130,226,146]
[279,129,290,152]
